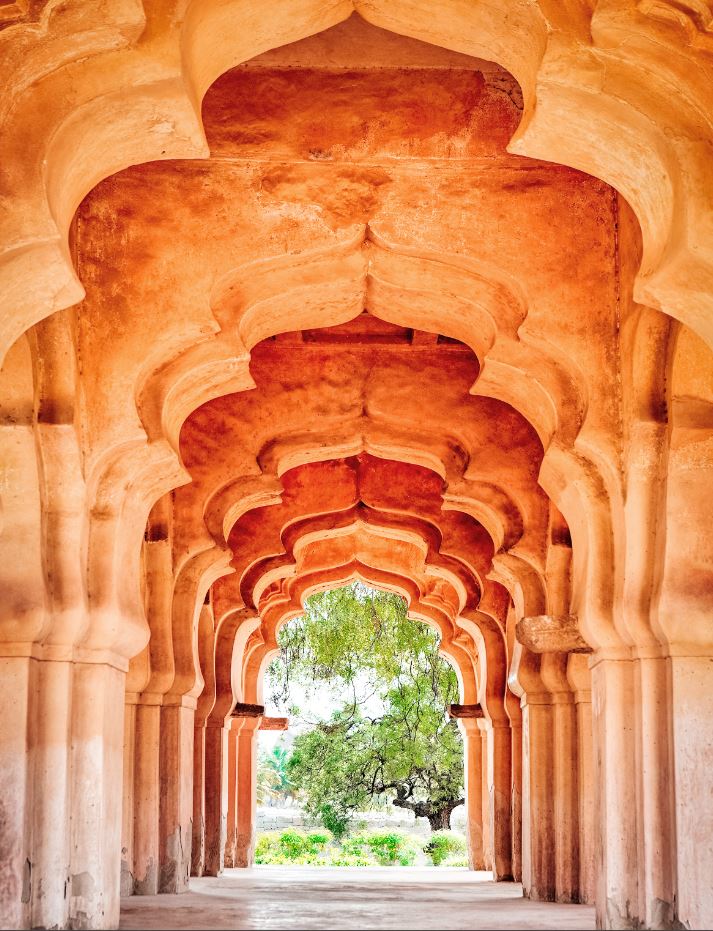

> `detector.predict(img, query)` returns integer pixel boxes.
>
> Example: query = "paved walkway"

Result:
[120,866,596,930]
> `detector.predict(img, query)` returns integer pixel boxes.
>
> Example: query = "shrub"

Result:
[328,854,373,867]
[399,834,423,866]
[254,827,430,866]
[424,830,467,866]
[306,831,332,849]
[397,848,417,866]
[279,829,310,859]
[367,831,402,865]
[343,830,421,866]
[340,832,369,858]
[255,831,281,862]
[318,804,351,840]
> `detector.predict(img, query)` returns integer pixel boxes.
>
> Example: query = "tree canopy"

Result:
[266,583,464,836]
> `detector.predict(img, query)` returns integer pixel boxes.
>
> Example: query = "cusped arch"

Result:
[239,557,478,709]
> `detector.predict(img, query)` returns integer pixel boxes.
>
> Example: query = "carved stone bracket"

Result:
[231,702,265,717]
[515,614,592,654]
[448,703,485,719]
[260,716,289,731]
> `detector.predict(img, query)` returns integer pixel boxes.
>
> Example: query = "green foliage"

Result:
[306,831,332,846]
[256,744,294,805]
[254,829,428,867]
[255,831,280,860]
[270,584,464,832]
[254,828,332,864]
[327,855,373,867]
[342,830,421,866]
[269,585,454,701]
[279,828,310,859]
[316,803,352,840]
[424,830,467,866]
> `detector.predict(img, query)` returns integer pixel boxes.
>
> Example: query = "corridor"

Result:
[119,868,595,930]
[3,4,713,930]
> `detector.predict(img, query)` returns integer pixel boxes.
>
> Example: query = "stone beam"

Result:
[515,615,591,654]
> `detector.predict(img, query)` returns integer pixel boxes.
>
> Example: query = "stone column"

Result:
[511,641,556,903]
[129,495,175,895]
[669,654,713,930]
[634,653,677,928]
[458,718,485,869]
[515,615,593,904]
[520,690,556,901]
[203,721,229,876]
[479,722,494,872]
[68,659,127,930]
[131,698,162,894]
[542,653,579,904]
[0,352,45,929]
[654,382,713,929]
[1,654,128,931]
[553,696,579,903]
[191,721,206,877]
[224,719,241,868]
[234,711,263,868]
[188,600,218,880]
[121,698,137,897]
[159,698,194,893]
[506,692,523,883]
[27,656,73,930]
[490,721,513,881]
[0,657,34,930]
[590,655,639,930]
[568,654,594,904]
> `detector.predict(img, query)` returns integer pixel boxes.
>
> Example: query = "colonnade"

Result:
[1,3,713,930]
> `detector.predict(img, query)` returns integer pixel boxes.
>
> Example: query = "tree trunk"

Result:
[392,793,463,830]
[427,807,453,831]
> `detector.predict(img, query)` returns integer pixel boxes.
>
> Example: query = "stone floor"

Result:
[119,867,596,930]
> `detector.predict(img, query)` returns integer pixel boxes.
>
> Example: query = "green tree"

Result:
[267,584,464,835]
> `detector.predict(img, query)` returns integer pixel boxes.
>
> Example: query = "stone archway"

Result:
[0,7,712,931]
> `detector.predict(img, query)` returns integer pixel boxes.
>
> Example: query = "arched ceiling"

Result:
[71,36,614,645]
[3,12,655,666]
[63,19,632,662]
[176,319,547,563]
[174,316,553,710]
